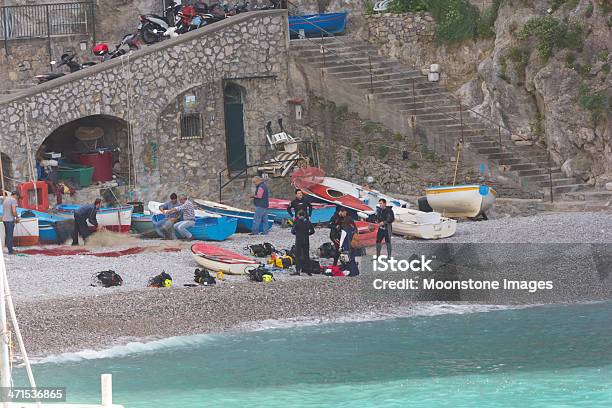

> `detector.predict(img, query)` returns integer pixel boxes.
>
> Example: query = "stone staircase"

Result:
[290,37,606,204]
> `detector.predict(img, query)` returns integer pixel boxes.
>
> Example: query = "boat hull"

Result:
[392,208,457,240]
[301,184,375,215]
[425,185,496,218]
[152,214,237,241]
[355,221,379,247]
[55,204,133,232]
[131,213,157,236]
[321,177,409,210]
[268,198,335,224]
[0,217,40,246]
[191,243,259,275]
[193,199,274,233]
[289,12,347,36]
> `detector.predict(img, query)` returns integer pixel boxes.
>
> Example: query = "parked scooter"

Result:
[138,1,182,44]
[225,1,249,15]
[92,33,140,61]
[34,52,96,84]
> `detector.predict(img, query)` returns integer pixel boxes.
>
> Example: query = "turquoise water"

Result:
[15,302,612,407]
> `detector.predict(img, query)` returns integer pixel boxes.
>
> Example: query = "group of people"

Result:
[277,184,395,277]
[153,193,197,240]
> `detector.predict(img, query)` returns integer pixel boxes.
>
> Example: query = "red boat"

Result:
[355,221,379,247]
[302,183,374,214]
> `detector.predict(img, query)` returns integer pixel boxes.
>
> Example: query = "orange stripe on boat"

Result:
[425,186,480,195]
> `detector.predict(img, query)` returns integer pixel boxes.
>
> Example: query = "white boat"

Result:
[55,204,134,233]
[425,184,496,218]
[0,223,125,407]
[320,177,409,210]
[392,207,457,240]
[191,243,260,275]
[0,217,39,247]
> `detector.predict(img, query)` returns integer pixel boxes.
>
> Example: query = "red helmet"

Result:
[180,5,196,19]
[92,43,109,56]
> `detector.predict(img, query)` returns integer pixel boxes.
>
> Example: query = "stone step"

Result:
[518,168,562,177]
[302,53,389,66]
[562,190,612,202]
[537,200,612,212]
[422,118,484,127]
[521,173,568,183]
[538,178,580,187]
[400,106,460,115]
[333,70,426,83]
[322,61,402,74]
[544,183,589,195]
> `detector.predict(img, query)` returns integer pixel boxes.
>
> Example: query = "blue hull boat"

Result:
[289,12,348,37]
[151,214,237,241]
[193,199,274,233]
[268,198,336,224]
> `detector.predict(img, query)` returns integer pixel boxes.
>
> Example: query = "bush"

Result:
[507,46,529,71]
[476,0,502,38]
[518,16,583,61]
[578,85,611,126]
[387,0,428,13]
[378,145,389,159]
[429,0,481,44]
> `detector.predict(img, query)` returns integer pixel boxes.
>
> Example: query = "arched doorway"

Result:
[36,115,134,189]
[223,83,247,172]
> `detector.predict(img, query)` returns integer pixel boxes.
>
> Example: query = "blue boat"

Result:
[268,198,336,224]
[151,214,237,241]
[289,12,348,37]
[193,199,274,233]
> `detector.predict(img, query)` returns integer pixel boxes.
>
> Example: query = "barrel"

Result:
[72,151,113,182]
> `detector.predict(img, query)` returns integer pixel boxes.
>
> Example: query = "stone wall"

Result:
[352,12,493,89]
[0,10,291,204]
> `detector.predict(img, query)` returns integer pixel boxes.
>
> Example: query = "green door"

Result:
[224,84,247,171]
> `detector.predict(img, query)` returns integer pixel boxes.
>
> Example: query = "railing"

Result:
[217,138,320,202]
[289,15,557,201]
[1,1,95,55]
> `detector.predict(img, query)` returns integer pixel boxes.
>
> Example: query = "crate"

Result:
[57,164,94,187]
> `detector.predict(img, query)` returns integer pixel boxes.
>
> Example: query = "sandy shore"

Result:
[7,212,612,358]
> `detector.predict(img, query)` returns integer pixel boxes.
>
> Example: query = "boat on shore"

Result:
[354,221,379,247]
[55,204,133,232]
[191,243,260,275]
[193,199,274,233]
[289,12,348,37]
[392,207,457,240]
[425,185,496,218]
[321,177,409,210]
[268,198,336,224]
[152,214,237,241]
[300,183,375,215]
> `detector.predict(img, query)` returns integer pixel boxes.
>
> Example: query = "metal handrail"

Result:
[290,21,556,200]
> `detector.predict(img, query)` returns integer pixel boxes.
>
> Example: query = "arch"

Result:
[36,114,134,188]
[223,82,247,171]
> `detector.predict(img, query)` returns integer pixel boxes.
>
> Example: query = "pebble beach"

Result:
[7,212,612,358]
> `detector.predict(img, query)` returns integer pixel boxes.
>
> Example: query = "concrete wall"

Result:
[0,10,291,204]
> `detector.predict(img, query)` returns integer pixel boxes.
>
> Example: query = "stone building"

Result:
[0,10,292,204]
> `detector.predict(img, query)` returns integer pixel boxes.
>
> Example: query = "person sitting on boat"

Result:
[339,215,359,277]
[375,198,395,258]
[287,189,313,220]
[290,209,315,276]
[72,198,101,246]
[250,176,270,235]
[329,206,347,266]
[165,194,196,240]
[155,193,181,239]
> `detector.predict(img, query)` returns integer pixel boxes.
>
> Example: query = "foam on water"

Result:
[37,303,524,364]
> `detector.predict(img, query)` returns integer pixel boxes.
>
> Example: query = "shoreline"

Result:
[8,212,612,359]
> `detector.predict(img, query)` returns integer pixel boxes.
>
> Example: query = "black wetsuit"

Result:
[329,211,343,265]
[375,206,394,257]
[291,216,315,274]
[287,197,313,218]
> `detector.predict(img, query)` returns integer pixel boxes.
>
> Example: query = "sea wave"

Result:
[35,303,530,364]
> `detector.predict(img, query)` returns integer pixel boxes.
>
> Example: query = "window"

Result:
[180,112,202,140]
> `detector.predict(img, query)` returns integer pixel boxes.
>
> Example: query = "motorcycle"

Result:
[34,52,96,84]
[138,1,182,44]
[225,1,250,16]
[92,33,140,61]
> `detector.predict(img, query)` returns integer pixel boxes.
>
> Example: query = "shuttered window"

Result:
[180,112,202,140]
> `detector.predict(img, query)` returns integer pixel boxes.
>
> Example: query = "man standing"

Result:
[154,193,180,238]
[2,192,19,254]
[72,198,101,245]
[328,206,346,266]
[250,176,270,235]
[291,210,315,276]
[287,189,313,220]
[166,194,196,240]
[375,198,395,258]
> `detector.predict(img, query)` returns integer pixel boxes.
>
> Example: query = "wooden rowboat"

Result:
[425,184,496,218]
[191,243,260,275]
[392,207,457,240]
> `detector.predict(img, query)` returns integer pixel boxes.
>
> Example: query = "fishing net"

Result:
[291,167,325,189]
